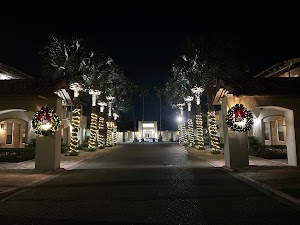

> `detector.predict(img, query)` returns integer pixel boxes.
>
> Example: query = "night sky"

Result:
[1,4,300,130]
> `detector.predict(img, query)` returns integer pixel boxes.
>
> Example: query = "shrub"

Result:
[248,136,262,154]
[158,135,163,142]
[68,151,80,156]
[248,136,287,159]
[61,143,69,153]
[0,147,35,162]
[25,139,36,148]
[257,145,287,159]
[80,142,89,147]
[82,147,96,152]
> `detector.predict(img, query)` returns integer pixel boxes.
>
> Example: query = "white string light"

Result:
[88,113,98,149]
[70,108,81,153]
[184,96,194,147]
[208,111,220,153]
[191,87,205,149]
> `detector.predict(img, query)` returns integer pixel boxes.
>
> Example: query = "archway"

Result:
[251,106,296,166]
[0,78,72,170]
[220,95,299,168]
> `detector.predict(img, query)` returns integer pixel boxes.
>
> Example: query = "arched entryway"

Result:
[251,106,296,165]
[0,109,36,148]
[219,94,299,168]
[0,78,72,170]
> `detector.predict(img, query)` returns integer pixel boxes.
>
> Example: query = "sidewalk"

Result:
[185,147,300,208]
[1,144,300,210]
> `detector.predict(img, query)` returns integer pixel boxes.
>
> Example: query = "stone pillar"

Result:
[35,97,62,171]
[285,110,298,166]
[222,95,249,169]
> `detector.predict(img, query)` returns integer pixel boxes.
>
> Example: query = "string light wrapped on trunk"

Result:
[191,86,205,149]
[184,96,195,147]
[97,101,107,148]
[88,89,101,149]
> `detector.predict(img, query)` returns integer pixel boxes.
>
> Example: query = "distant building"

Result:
[116,121,179,142]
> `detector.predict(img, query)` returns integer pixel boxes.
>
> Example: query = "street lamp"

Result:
[177,116,183,123]
[176,103,186,145]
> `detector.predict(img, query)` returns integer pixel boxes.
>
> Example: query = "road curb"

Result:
[221,166,300,208]
[186,148,300,210]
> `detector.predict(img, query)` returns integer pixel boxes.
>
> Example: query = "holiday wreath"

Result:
[32,106,61,135]
[226,104,253,132]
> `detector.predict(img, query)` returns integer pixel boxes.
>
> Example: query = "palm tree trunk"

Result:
[159,95,162,138]
[131,93,137,142]
[88,106,98,149]
[70,97,81,154]
[98,110,105,148]
[195,103,204,149]
[206,91,220,153]
[112,119,117,145]
[187,109,195,147]
[106,115,113,146]
[141,94,144,141]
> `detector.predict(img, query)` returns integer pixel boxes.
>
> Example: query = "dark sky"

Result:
[1,4,300,130]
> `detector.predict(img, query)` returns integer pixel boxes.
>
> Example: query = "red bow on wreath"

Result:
[36,107,51,121]
[234,104,245,122]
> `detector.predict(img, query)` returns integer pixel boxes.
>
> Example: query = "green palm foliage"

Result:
[164,66,190,108]
[39,36,91,85]
[173,31,247,152]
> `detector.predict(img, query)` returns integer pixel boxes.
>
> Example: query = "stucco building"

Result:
[0,64,87,149]
[214,57,300,168]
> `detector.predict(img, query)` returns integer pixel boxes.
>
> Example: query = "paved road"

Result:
[0,143,300,225]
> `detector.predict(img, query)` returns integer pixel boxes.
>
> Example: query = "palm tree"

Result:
[127,81,138,142]
[154,84,165,141]
[82,53,117,149]
[138,86,149,142]
[39,36,92,155]
[174,31,247,153]
[164,69,190,145]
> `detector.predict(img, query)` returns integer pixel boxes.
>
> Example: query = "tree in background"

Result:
[138,86,149,142]
[154,84,165,141]
[127,81,139,142]
[163,67,190,145]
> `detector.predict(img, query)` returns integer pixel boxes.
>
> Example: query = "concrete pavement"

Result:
[185,146,300,208]
[0,143,300,209]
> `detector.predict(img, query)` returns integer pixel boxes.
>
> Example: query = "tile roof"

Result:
[220,77,300,96]
[0,78,70,96]
[253,57,300,78]
[0,63,33,79]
